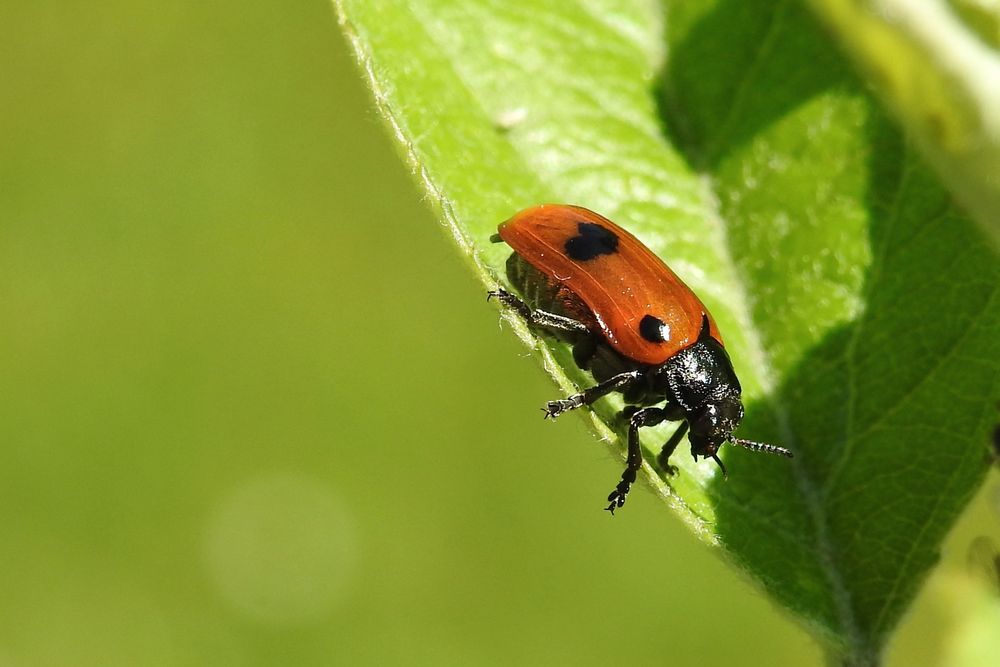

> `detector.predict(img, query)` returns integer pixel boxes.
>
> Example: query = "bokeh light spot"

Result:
[203,472,358,626]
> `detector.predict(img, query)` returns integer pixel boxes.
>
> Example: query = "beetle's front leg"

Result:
[606,406,668,514]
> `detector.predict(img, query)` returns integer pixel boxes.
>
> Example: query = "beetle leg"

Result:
[487,288,589,334]
[606,406,668,514]
[619,405,640,421]
[572,334,598,369]
[656,421,688,476]
[544,370,643,419]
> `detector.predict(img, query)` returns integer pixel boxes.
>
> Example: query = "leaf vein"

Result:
[824,154,915,496]
[703,0,793,161]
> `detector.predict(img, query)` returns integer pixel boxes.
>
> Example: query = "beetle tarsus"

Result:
[544,398,579,419]
[486,288,510,303]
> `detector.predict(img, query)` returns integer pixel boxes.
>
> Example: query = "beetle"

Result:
[488,204,793,513]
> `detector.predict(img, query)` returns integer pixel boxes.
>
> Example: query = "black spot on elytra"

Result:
[639,315,668,343]
[564,222,618,260]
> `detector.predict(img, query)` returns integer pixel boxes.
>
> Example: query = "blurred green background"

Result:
[2,2,998,665]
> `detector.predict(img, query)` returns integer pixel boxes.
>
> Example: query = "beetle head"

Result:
[688,396,743,475]
[688,396,793,476]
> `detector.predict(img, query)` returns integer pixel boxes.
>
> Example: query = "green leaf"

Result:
[805,0,1000,249]
[335,0,1000,662]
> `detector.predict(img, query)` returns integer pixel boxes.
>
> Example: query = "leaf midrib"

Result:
[703,0,793,162]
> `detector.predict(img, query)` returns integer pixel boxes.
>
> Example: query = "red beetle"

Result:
[489,204,792,513]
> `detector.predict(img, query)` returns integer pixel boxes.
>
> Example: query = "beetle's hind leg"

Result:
[487,288,589,334]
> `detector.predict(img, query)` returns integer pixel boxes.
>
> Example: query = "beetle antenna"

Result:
[710,453,728,479]
[729,438,794,458]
